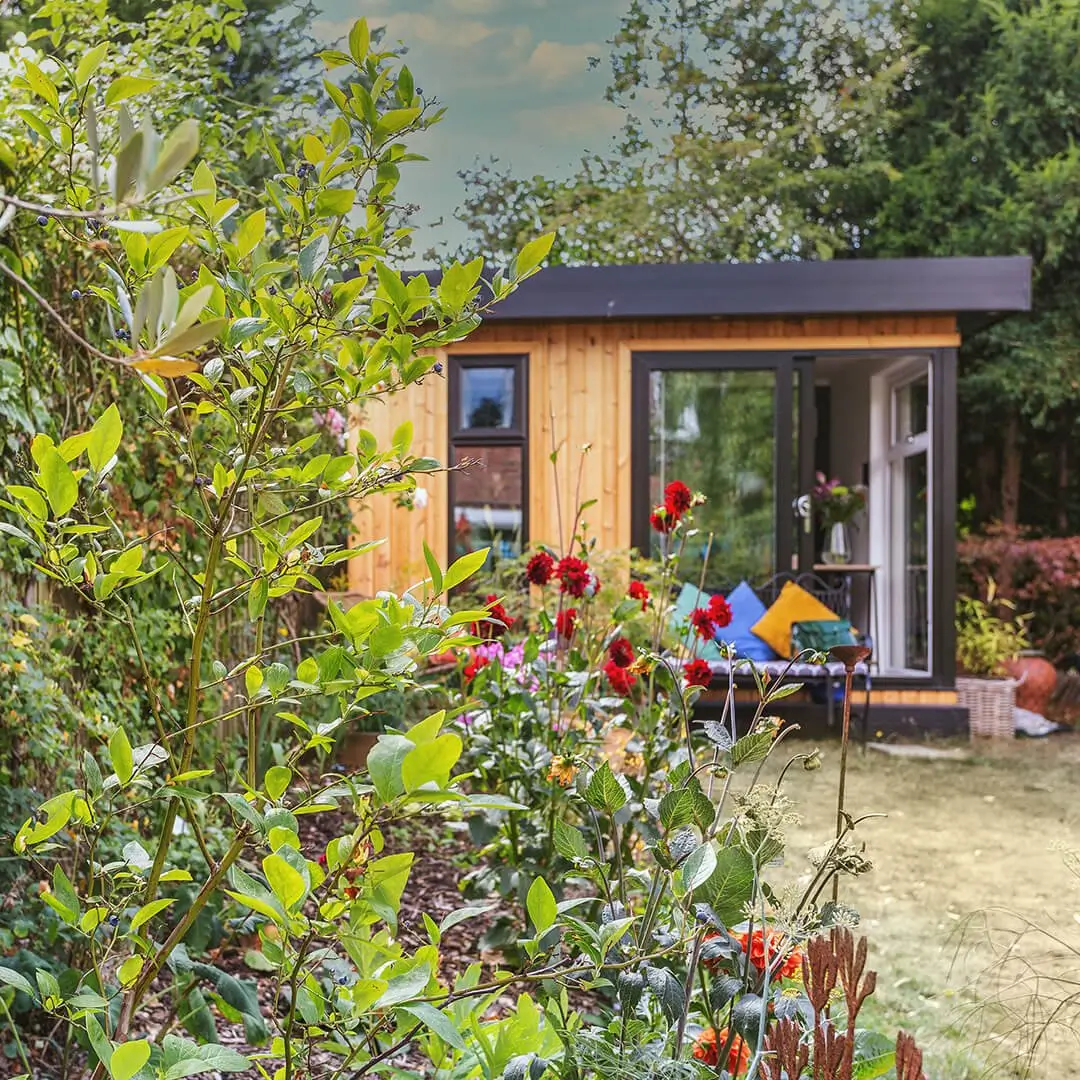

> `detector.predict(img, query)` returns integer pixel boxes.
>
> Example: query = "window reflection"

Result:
[451,444,524,568]
[460,367,516,430]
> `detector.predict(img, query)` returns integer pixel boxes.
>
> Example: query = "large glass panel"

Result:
[893,374,929,441]
[459,367,516,430]
[451,444,523,568]
[649,369,776,586]
[904,450,929,670]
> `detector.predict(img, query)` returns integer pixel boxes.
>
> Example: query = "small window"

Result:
[448,356,528,568]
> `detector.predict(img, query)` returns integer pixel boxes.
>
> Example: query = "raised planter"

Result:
[957,675,1017,739]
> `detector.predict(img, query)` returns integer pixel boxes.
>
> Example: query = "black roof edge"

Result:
[391,256,1032,326]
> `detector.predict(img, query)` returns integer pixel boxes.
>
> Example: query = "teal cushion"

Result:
[790,619,857,657]
[722,581,778,662]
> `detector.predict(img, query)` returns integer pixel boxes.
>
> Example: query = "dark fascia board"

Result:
[427,256,1032,324]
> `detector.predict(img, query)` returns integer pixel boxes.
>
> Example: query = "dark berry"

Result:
[36,214,47,226]
[433,362,443,374]
[335,974,349,985]
[320,287,333,306]
[194,476,208,488]
[71,289,81,300]
[108,914,119,926]
[267,285,277,296]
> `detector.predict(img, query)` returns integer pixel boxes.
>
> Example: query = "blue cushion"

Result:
[721,581,778,662]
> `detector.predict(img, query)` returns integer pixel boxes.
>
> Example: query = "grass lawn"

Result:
[774,735,1080,1079]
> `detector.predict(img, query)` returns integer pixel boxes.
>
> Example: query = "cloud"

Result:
[524,39,600,87]
[513,100,622,141]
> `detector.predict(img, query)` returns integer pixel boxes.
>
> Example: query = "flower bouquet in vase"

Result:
[812,472,867,565]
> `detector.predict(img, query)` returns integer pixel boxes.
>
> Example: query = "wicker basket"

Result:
[957,675,1017,738]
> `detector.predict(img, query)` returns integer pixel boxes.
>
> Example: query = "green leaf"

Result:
[248,577,268,619]
[118,955,143,987]
[114,131,144,202]
[374,961,430,1007]
[438,902,497,934]
[731,731,775,767]
[0,967,34,998]
[700,847,755,926]
[659,788,698,830]
[86,1016,112,1070]
[553,819,589,862]
[235,209,266,259]
[584,761,628,814]
[189,963,268,1043]
[22,61,59,109]
[645,966,685,1026]
[681,843,717,891]
[443,548,490,592]
[298,234,329,280]
[348,18,370,62]
[264,765,291,801]
[110,1039,151,1080]
[422,540,443,594]
[109,727,134,785]
[129,897,175,934]
[147,119,200,193]
[75,43,109,86]
[105,76,159,108]
[315,188,355,217]
[513,233,555,278]
[367,733,413,802]
[852,1052,897,1080]
[399,1002,467,1051]
[161,1035,250,1079]
[401,732,462,792]
[33,437,77,515]
[88,404,123,473]
[262,853,306,910]
[526,877,557,934]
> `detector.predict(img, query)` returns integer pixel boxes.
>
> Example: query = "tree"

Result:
[458,0,907,265]
[869,0,1080,531]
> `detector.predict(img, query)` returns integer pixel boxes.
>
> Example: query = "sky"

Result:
[311,0,628,255]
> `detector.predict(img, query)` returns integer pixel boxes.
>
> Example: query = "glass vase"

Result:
[822,522,852,565]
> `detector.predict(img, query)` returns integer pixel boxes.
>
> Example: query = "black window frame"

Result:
[447,354,529,563]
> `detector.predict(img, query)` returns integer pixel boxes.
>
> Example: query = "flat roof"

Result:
[476,256,1032,326]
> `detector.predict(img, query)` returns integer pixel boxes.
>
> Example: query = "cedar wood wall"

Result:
[347,314,961,597]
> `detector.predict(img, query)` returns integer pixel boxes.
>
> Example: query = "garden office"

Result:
[349,256,1033,735]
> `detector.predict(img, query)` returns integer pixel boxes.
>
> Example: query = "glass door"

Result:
[633,353,812,589]
[887,368,931,672]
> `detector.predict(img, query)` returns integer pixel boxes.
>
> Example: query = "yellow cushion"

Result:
[751,582,840,659]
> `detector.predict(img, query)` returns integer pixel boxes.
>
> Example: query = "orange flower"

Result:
[737,929,804,979]
[547,756,577,787]
[692,1027,750,1075]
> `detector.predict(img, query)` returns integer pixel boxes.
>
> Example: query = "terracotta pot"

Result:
[336,731,379,772]
[1003,654,1057,715]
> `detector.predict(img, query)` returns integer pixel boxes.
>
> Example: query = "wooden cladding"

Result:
[347,314,959,596]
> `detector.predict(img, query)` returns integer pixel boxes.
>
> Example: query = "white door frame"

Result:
[869,356,934,676]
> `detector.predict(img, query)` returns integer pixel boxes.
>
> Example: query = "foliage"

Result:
[457,0,907,265]
[869,0,1080,531]
[0,7,568,1075]
[958,524,1080,662]
[955,579,1032,678]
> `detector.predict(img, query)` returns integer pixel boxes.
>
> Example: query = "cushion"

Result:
[791,619,858,656]
[751,581,840,659]
[672,583,724,661]
[721,581,778,662]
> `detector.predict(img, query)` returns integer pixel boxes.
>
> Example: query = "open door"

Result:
[632,351,816,589]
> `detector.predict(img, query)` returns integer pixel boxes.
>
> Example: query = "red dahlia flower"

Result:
[557,556,591,598]
[664,479,693,517]
[737,928,804,979]
[525,551,555,586]
[683,658,712,688]
[463,651,490,683]
[603,659,637,697]
[474,594,513,639]
[692,1027,749,1075]
[708,593,733,629]
[555,608,577,639]
[607,636,635,668]
[627,580,649,609]
[689,606,717,641]
[649,505,675,534]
